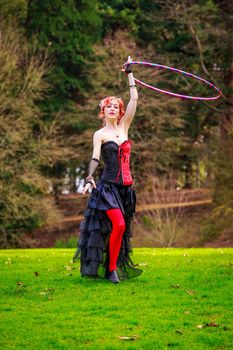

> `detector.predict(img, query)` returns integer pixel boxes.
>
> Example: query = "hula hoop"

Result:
[127,61,222,100]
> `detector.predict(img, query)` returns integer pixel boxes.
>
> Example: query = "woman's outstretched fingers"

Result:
[122,56,133,73]
[127,56,132,63]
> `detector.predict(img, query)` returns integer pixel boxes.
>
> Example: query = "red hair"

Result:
[98,96,125,126]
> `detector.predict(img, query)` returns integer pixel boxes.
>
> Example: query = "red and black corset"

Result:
[101,140,133,185]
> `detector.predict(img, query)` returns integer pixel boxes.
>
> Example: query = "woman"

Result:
[72,56,142,283]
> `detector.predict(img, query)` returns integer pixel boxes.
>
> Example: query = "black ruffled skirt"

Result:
[72,180,142,280]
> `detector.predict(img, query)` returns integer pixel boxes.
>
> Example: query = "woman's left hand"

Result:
[122,56,133,73]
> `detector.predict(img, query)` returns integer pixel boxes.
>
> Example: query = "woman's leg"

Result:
[106,208,126,272]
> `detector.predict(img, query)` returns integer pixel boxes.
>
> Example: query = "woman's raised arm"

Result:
[120,57,138,129]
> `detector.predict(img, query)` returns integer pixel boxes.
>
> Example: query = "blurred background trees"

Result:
[0,20,64,246]
[0,0,232,247]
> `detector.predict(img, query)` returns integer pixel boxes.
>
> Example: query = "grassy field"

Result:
[0,248,232,350]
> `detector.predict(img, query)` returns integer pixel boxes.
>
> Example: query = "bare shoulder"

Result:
[95,127,105,134]
[93,129,104,142]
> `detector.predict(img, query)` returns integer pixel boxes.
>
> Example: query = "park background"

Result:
[0,0,232,249]
[1,2,232,350]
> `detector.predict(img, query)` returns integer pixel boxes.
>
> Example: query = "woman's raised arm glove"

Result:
[124,64,132,74]
[122,56,133,74]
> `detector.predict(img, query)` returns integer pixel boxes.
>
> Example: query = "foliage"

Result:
[134,1,233,235]
[0,21,63,247]
[0,0,27,22]
[25,0,103,112]
[0,0,232,244]
[20,0,104,188]
[135,0,225,188]
[98,0,140,36]
[54,235,77,248]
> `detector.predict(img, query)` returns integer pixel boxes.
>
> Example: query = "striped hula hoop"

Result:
[125,61,222,100]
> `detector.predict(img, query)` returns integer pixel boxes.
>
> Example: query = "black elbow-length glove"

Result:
[85,158,99,185]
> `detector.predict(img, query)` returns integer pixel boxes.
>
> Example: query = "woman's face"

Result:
[104,99,120,119]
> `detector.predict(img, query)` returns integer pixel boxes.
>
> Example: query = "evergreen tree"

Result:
[25,0,102,112]
[98,0,139,36]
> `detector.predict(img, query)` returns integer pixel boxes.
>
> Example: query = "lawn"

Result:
[0,248,232,350]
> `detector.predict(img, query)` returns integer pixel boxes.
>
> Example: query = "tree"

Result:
[98,0,139,36]
[211,0,233,235]
[0,21,64,247]
[135,0,232,235]
[0,0,27,23]
[25,0,102,112]
[135,0,224,189]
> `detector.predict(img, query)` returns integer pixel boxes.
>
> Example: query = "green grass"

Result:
[0,248,232,350]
